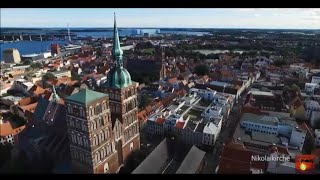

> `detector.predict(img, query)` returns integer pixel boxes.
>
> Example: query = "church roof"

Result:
[105,13,132,89]
[65,88,107,105]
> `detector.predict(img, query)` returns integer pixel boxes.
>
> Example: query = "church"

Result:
[65,13,140,173]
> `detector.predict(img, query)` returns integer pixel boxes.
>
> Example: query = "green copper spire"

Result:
[112,13,123,68]
[52,85,60,103]
[106,13,132,89]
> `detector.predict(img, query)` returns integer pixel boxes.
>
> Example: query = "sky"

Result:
[1,8,320,29]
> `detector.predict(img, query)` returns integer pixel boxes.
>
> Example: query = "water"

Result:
[75,30,209,38]
[0,40,66,60]
[0,30,210,61]
[193,49,245,55]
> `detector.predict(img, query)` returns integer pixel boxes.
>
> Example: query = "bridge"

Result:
[0,33,77,42]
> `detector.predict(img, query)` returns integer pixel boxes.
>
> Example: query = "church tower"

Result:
[65,89,119,173]
[102,13,140,166]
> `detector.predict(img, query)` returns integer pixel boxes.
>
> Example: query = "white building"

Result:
[305,83,319,95]
[202,105,223,122]
[189,88,217,101]
[305,100,320,128]
[202,121,220,146]
[181,120,203,146]
[164,114,183,135]
[3,48,21,64]
[311,76,320,85]
[240,113,306,151]
[52,70,72,78]
[289,128,306,151]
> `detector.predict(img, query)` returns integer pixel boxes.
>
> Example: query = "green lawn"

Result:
[141,48,155,54]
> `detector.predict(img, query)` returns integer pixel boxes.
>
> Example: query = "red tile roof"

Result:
[20,102,38,112]
[155,118,165,125]
[138,110,148,122]
[145,106,152,114]
[18,97,36,106]
[175,121,185,129]
[218,141,266,174]
[97,65,110,74]
[168,77,178,84]
[0,121,25,137]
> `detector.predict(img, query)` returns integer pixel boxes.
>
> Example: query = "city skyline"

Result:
[1,8,320,29]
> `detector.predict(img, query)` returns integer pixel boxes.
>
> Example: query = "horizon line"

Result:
[1,27,320,30]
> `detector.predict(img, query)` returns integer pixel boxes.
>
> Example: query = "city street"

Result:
[203,96,244,174]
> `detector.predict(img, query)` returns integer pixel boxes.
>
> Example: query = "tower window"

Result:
[130,142,134,151]
[104,163,109,173]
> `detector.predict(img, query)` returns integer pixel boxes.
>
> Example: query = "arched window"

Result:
[133,124,136,134]
[71,134,76,143]
[107,143,111,155]
[125,131,128,141]
[83,137,88,147]
[93,120,97,130]
[81,123,86,131]
[99,131,104,142]
[104,163,109,173]
[78,136,83,146]
[79,153,84,162]
[67,104,72,113]
[103,129,107,140]
[91,107,95,116]
[101,148,105,159]
[93,135,97,147]
[74,151,79,159]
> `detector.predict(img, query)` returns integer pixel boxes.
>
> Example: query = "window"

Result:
[104,129,109,140]
[80,107,84,117]
[82,123,86,132]
[73,107,79,116]
[79,153,84,162]
[107,143,111,155]
[68,104,72,113]
[71,134,76,143]
[74,151,79,160]
[130,142,134,151]
[78,136,83,146]
[83,137,89,147]
[104,163,109,173]
[101,148,105,158]
[95,104,102,115]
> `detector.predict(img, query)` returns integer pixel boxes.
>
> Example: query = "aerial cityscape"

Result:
[0,8,320,174]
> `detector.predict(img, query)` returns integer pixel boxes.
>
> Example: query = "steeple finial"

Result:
[52,85,60,103]
[112,12,123,68]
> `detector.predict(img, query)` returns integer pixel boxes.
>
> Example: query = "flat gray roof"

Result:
[176,146,206,174]
[241,113,279,126]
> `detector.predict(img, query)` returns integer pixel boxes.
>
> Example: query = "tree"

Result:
[30,62,42,69]
[300,46,320,65]
[139,95,152,109]
[42,72,55,81]
[273,59,287,67]
[71,72,80,81]
[23,59,32,65]
[193,64,210,76]
[135,41,153,50]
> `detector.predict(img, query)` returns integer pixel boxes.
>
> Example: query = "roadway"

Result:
[203,90,249,174]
